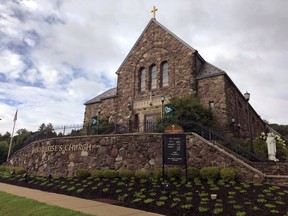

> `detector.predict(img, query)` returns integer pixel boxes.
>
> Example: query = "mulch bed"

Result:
[0,174,287,216]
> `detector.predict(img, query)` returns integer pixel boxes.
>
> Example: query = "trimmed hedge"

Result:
[102,170,118,179]
[167,167,182,178]
[118,169,134,178]
[75,169,91,179]
[220,167,237,182]
[200,166,219,181]
[187,167,200,179]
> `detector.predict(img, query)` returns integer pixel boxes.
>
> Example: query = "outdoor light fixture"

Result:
[97,109,101,115]
[244,91,250,101]
[244,91,253,153]
[231,118,235,123]
[161,96,165,119]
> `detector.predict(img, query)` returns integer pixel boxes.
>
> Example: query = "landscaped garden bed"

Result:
[0,167,287,216]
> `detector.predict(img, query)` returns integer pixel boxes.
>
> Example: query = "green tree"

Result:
[166,95,215,127]
[0,141,8,164]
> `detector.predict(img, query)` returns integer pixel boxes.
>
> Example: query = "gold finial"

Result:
[151,6,158,19]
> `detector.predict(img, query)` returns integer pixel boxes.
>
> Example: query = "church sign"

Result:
[162,124,187,182]
[163,124,186,164]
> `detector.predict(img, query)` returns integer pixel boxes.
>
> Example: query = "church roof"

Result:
[196,62,226,80]
[116,18,197,74]
[84,87,117,105]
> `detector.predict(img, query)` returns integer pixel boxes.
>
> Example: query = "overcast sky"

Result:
[0,0,288,135]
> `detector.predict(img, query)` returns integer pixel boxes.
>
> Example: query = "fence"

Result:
[19,120,267,163]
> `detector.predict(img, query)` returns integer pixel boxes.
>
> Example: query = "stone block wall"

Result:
[224,76,266,139]
[9,133,286,184]
[83,97,117,128]
[115,20,197,125]
[197,74,266,138]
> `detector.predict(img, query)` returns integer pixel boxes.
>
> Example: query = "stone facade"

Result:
[84,18,267,139]
[8,133,287,185]
[197,74,266,138]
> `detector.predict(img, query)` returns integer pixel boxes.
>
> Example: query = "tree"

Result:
[0,141,8,164]
[167,95,215,127]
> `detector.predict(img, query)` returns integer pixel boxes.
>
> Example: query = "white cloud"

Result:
[0,0,287,135]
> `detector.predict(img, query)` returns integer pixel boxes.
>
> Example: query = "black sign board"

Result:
[162,124,187,182]
[163,135,186,164]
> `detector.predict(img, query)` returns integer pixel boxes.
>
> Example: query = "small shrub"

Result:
[14,167,26,175]
[187,167,200,179]
[220,167,237,182]
[91,169,103,178]
[135,170,149,179]
[102,170,118,179]
[75,169,91,179]
[119,169,134,178]
[200,167,219,181]
[167,167,182,178]
[151,168,162,179]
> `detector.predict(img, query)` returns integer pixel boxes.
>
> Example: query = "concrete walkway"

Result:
[0,183,162,216]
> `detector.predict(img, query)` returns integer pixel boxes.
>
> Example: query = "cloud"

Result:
[0,0,287,135]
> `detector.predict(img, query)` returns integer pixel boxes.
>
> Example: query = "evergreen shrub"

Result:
[187,167,200,179]
[75,169,91,179]
[118,169,134,178]
[102,170,118,179]
[91,170,103,178]
[135,170,149,179]
[200,166,219,181]
[14,167,26,175]
[220,167,237,182]
[167,167,182,178]
[151,168,162,179]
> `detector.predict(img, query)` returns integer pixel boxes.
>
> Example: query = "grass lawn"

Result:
[0,191,92,216]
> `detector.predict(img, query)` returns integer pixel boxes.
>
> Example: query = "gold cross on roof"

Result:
[151,6,158,19]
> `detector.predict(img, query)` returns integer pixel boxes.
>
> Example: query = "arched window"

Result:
[150,65,157,89]
[139,68,146,91]
[161,62,169,87]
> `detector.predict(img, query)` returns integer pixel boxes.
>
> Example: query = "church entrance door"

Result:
[144,114,159,132]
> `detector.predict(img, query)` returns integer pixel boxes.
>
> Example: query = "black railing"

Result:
[163,120,266,162]
[18,120,266,163]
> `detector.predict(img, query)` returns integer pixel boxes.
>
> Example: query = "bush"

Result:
[91,170,103,178]
[0,165,8,172]
[75,169,91,179]
[102,170,118,179]
[167,167,182,178]
[14,167,26,175]
[151,168,162,179]
[187,167,200,179]
[220,167,237,182]
[200,167,219,181]
[253,138,268,158]
[135,170,149,179]
[118,169,134,178]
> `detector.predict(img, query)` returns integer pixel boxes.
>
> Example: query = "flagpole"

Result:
[7,109,18,162]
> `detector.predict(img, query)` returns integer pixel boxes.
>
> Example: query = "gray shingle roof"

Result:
[84,87,117,105]
[196,62,226,80]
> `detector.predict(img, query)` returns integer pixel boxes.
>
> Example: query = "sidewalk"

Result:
[0,183,162,216]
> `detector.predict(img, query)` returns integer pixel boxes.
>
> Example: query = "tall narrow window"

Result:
[150,65,157,89]
[139,68,146,91]
[161,62,169,87]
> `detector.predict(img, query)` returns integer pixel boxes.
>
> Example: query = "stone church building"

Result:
[83,18,266,139]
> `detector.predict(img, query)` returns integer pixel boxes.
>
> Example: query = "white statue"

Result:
[266,133,279,161]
